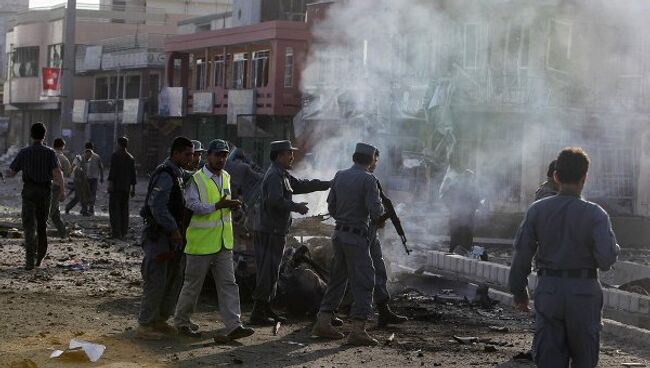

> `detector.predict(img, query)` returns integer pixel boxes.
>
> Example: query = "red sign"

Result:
[42,67,61,97]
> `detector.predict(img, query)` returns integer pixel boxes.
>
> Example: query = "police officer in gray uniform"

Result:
[250,140,331,325]
[136,137,195,340]
[312,142,385,346]
[509,147,619,368]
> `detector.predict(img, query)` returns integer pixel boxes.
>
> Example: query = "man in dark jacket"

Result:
[136,136,194,340]
[534,160,559,201]
[108,136,137,239]
[250,140,331,325]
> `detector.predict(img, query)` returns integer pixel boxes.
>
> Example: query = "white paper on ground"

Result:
[49,339,106,362]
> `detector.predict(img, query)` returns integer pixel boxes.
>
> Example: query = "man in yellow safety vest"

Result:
[173,139,255,342]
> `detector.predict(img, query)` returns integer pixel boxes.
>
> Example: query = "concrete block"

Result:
[617,292,632,312]
[638,297,650,314]
[490,264,499,283]
[483,263,492,280]
[605,290,621,310]
[497,267,508,286]
[469,259,478,275]
[463,259,473,274]
[443,255,452,271]
[476,262,485,279]
[630,294,640,314]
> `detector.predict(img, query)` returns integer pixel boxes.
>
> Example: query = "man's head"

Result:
[205,139,229,173]
[553,147,590,189]
[85,142,94,151]
[118,136,129,149]
[352,142,379,172]
[53,138,65,150]
[270,140,298,170]
[546,160,557,179]
[191,140,205,169]
[31,122,46,141]
[169,136,194,170]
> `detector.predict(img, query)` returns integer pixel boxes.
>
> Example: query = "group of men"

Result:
[136,137,407,345]
[7,123,137,270]
[7,122,622,364]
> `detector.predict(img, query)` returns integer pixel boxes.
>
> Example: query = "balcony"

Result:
[73,98,145,124]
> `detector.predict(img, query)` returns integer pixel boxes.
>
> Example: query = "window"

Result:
[195,58,207,90]
[95,76,109,99]
[125,74,141,99]
[463,24,479,69]
[232,53,249,89]
[280,0,306,21]
[252,50,270,88]
[546,19,572,72]
[284,47,294,88]
[47,44,64,68]
[12,46,39,77]
[213,55,225,87]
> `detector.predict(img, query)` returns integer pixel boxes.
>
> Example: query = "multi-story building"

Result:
[158,0,309,165]
[0,0,29,152]
[298,0,650,228]
[3,1,231,160]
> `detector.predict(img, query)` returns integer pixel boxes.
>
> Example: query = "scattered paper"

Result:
[50,339,106,362]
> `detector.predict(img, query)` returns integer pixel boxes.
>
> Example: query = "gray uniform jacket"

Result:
[509,191,620,301]
[328,164,385,245]
[147,159,184,234]
[256,162,330,235]
[534,179,558,201]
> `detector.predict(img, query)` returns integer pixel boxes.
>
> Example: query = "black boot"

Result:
[265,304,287,323]
[331,314,344,327]
[377,304,408,327]
[249,301,275,326]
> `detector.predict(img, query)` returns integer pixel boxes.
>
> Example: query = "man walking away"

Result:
[509,147,619,368]
[136,136,194,340]
[51,138,71,238]
[6,123,65,270]
[534,160,559,201]
[83,142,104,216]
[65,153,92,215]
[439,169,480,254]
[174,139,255,341]
[250,140,331,326]
[108,137,137,239]
[312,143,384,346]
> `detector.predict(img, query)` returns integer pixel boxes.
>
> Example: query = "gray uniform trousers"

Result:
[370,237,390,305]
[174,250,243,335]
[252,231,286,302]
[138,238,184,326]
[49,184,67,237]
[533,276,603,368]
[320,237,375,320]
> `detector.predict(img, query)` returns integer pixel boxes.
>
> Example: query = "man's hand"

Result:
[514,297,530,312]
[296,202,309,215]
[215,198,241,210]
[58,188,66,202]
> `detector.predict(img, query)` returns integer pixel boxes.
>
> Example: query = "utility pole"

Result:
[59,0,76,142]
[112,68,121,153]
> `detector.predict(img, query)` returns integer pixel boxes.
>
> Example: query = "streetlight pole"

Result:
[113,68,121,153]
[59,0,76,142]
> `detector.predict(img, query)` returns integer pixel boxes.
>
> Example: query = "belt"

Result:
[538,269,597,279]
[334,224,368,237]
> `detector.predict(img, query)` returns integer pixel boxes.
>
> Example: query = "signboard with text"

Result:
[158,87,185,117]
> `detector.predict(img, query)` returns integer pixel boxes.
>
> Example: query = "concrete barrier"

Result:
[425,250,650,316]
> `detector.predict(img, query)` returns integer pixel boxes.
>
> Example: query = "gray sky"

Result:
[30,0,99,8]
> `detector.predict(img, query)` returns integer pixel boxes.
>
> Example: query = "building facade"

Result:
[159,1,309,166]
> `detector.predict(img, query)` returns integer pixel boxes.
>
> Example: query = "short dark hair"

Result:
[117,136,128,148]
[31,122,46,140]
[170,136,193,156]
[555,147,590,184]
[546,160,557,178]
[53,138,65,149]
[85,142,94,150]
[352,150,379,166]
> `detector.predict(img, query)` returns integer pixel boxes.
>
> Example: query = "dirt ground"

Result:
[1,176,649,367]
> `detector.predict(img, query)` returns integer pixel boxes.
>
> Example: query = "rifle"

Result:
[376,181,411,255]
